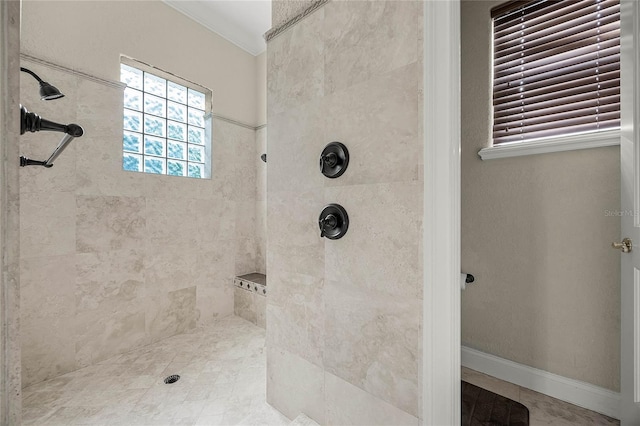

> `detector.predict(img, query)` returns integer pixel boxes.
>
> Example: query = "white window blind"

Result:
[491,0,620,145]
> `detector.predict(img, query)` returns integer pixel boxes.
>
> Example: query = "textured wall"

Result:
[1,0,23,422]
[21,1,259,126]
[461,0,621,391]
[18,2,262,386]
[266,1,423,423]
[256,127,267,275]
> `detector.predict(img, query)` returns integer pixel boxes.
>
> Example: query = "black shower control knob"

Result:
[319,204,349,240]
[320,142,349,178]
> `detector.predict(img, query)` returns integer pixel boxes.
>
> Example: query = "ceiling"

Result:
[162,0,272,56]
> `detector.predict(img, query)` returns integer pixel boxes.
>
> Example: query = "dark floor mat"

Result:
[462,381,529,426]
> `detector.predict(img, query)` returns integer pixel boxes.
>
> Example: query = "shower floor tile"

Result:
[22,316,289,426]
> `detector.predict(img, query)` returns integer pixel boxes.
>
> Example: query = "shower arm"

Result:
[19,105,84,168]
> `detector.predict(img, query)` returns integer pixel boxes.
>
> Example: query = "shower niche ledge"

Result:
[234,273,266,328]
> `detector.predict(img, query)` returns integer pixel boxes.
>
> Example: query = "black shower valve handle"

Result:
[318,204,348,240]
[319,214,338,238]
[319,152,338,172]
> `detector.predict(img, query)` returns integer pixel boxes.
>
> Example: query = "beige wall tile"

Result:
[267,271,323,367]
[20,191,76,259]
[236,127,258,202]
[324,182,422,299]
[195,240,235,290]
[255,199,267,275]
[324,282,420,417]
[267,190,324,278]
[236,200,257,240]
[75,248,144,314]
[323,64,420,186]
[268,99,325,193]
[255,294,266,329]
[235,237,258,276]
[267,347,325,424]
[145,286,197,343]
[256,128,267,202]
[211,120,240,202]
[193,198,236,242]
[76,196,145,253]
[267,7,324,116]
[75,310,147,368]
[325,372,419,426]
[323,0,418,94]
[196,287,234,326]
[144,243,198,294]
[144,198,199,247]
[234,287,257,325]
[20,255,77,386]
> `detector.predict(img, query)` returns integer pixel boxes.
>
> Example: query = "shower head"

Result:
[261,153,267,163]
[38,82,65,100]
[20,67,65,100]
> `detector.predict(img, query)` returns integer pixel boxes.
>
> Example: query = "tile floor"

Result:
[462,367,620,426]
[22,316,289,426]
[22,315,621,426]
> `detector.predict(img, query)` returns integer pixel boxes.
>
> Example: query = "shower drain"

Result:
[164,374,180,384]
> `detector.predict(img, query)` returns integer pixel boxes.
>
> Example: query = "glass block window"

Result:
[120,59,211,179]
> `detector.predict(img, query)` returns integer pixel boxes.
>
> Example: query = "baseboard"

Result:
[461,346,620,420]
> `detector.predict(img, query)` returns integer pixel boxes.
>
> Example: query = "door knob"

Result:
[612,238,633,253]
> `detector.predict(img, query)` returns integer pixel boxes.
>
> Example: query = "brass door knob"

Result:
[612,238,633,253]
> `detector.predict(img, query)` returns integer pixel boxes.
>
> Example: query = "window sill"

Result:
[478,130,620,160]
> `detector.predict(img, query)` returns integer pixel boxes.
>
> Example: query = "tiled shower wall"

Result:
[19,63,260,387]
[256,127,267,274]
[266,1,424,424]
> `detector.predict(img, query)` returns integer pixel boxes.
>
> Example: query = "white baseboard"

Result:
[461,346,620,420]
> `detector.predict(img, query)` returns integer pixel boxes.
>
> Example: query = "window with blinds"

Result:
[491,0,620,145]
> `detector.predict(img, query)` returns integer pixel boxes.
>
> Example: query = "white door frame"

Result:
[422,0,461,424]
[620,0,640,423]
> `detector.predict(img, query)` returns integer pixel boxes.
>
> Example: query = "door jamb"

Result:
[422,0,461,424]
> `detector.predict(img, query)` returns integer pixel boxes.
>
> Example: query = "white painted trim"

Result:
[422,0,461,424]
[478,130,621,160]
[461,346,621,420]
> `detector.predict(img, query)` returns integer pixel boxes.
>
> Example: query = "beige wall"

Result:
[256,52,267,127]
[461,0,621,391]
[266,1,423,423]
[19,3,261,387]
[21,0,259,126]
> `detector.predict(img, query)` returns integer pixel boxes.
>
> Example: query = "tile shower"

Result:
[18,59,266,389]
